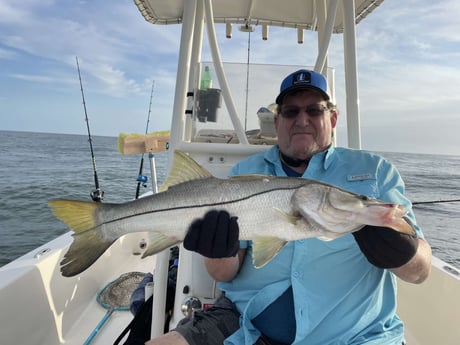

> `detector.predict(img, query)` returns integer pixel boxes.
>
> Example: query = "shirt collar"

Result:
[265,145,336,171]
[322,144,336,170]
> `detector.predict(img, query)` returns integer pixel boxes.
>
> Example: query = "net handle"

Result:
[83,272,146,345]
[83,308,115,345]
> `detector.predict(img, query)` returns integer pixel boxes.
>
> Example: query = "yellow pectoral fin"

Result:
[141,232,181,258]
[273,207,302,225]
[252,236,287,268]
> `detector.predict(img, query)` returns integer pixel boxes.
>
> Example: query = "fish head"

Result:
[292,182,415,236]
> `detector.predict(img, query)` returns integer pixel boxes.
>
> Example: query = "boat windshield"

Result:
[190,62,334,145]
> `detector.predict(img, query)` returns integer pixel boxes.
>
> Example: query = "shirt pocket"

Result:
[344,178,379,199]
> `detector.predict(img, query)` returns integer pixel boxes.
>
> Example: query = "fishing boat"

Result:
[1,0,459,344]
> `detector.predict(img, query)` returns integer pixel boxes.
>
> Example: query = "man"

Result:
[146,69,432,345]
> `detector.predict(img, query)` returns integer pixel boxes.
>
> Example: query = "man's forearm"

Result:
[205,248,246,282]
[391,238,432,284]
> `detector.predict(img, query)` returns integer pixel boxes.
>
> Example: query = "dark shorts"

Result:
[173,295,405,345]
[173,294,240,345]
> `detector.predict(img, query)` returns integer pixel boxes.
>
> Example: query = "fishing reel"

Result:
[137,174,148,188]
[91,188,104,202]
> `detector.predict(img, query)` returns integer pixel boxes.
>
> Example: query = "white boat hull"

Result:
[0,232,155,345]
[1,233,459,344]
[397,256,460,344]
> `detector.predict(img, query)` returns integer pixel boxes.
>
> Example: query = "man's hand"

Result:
[184,210,240,258]
[352,225,419,269]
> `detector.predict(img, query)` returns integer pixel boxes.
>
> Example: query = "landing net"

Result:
[97,271,147,310]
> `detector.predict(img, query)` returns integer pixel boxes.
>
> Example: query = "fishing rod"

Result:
[135,80,155,199]
[76,56,104,202]
[413,199,460,206]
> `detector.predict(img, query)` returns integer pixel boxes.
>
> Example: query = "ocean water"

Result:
[1,130,459,269]
[0,130,169,267]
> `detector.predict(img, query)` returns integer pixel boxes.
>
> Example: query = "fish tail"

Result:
[48,199,115,277]
[49,199,100,231]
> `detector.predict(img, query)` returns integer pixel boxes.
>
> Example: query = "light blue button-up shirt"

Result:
[219,145,422,345]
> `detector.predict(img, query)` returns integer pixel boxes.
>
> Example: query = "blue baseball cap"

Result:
[275,69,329,104]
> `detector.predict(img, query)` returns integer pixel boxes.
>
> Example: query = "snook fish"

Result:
[49,150,415,277]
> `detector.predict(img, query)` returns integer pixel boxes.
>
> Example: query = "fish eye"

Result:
[359,195,371,201]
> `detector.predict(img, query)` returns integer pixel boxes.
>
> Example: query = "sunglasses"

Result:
[280,105,329,118]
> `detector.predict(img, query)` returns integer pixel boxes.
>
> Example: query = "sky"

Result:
[1,0,459,155]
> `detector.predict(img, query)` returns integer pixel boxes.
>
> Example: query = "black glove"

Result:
[184,210,239,258]
[352,225,419,269]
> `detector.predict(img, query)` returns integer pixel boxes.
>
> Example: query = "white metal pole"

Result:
[151,0,198,338]
[168,0,206,330]
[343,0,362,149]
[184,0,205,142]
[314,0,338,74]
[203,0,249,144]
[168,1,198,158]
[149,153,158,194]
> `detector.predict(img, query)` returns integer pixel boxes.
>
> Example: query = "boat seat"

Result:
[192,100,278,146]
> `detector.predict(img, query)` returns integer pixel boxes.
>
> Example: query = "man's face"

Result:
[275,90,337,160]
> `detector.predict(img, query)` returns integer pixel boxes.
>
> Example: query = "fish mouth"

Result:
[367,203,407,212]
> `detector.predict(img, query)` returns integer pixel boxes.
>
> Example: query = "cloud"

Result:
[0,0,42,24]
[1,0,459,155]
[0,0,180,99]
[11,73,60,83]
[0,46,17,59]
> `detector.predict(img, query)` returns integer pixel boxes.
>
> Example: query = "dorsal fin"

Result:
[159,150,212,192]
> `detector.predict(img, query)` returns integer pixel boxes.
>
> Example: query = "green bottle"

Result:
[200,66,212,90]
